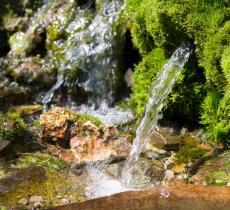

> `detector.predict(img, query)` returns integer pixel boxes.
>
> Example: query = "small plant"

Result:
[78,114,102,127]
[16,153,68,170]
[0,113,26,141]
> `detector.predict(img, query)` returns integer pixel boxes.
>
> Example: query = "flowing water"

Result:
[42,0,125,109]
[121,44,192,186]
[30,0,192,196]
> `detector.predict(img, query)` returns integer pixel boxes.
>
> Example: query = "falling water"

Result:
[42,0,125,109]
[121,44,192,186]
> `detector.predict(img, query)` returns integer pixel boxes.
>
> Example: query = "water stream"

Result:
[42,0,125,109]
[84,44,192,198]
[121,44,192,186]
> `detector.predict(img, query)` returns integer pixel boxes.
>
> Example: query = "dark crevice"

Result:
[30,31,47,58]
[77,0,96,10]
[0,30,11,57]
[123,30,140,70]
[116,30,140,102]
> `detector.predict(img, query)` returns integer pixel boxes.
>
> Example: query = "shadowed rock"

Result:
[49,184,230,210]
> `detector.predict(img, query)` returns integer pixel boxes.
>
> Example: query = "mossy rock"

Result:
[191,151,230,186]
[174,135,207,164]
[0,112,26,141]
[40,106,102,144]
[0,152,85,209]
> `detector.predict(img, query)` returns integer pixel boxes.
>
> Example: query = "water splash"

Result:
[71,101,134,126]
[121,44,192,186]
[85,164,129,199]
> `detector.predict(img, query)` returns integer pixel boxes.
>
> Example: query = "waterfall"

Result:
[121,44,192,186]
[42,0,125,109]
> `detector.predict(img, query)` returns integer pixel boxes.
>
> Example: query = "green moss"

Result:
[0,113,26,141]
[130,48,166,118]
[78,114,102,127]
[126,0,230,145]
[16,153,68,170]
[221,46,230,84]
[205,170,230,186]
[175,144,206,164]
[0,166,85,208]
[174,135,206,164]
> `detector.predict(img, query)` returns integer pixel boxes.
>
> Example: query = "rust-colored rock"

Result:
[49,184,230,210]
[40,107,77,145]
[40,107,131,165]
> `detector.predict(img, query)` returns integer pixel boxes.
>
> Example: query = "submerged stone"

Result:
[190,151,230,186]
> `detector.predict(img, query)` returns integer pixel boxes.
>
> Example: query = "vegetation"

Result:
[78,113,102,127]
[126,0,230,147]
[0,113,26,141]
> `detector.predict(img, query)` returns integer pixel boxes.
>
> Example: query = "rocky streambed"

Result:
[0,0,230,209]
[0,106,229,209]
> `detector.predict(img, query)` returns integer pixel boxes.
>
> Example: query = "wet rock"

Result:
[6,57,56,85]
[9,31,41,57]
[8,105,42,116]
[165,170,175,180]
[0,139,11,153]
[33,202,42,208]
[18,198,28,205]
[0,61,28,105]
[3,16,27,32]
[190,151,230,186]
[8,0,75,57]
[124,68,133,87]
[40,107,77,145]
[61,198,70,204]
[106,158,165,185]
[29,195,44,204]
[143,143,168,160]
[40,107,132,165]
[49,184,230,210]
[149,126,182,151]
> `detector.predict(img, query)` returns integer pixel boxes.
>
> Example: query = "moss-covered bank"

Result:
[126,0,230,147]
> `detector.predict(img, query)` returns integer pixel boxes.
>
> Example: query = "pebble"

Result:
[33,202,42,208]
[18,198,28,205]
[61,198,70,204]
[165,170,175,180]
[29,195,44,203]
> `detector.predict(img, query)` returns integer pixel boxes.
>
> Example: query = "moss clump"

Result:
[205,170,230,186]
[0,113,26,141]
[126,0,230,146]
[0,166,85,209]
[15,153,68,170]
[174,144,206,164]
[78,113,102,127]
[174,135,207,164]
[130,48,166,118]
